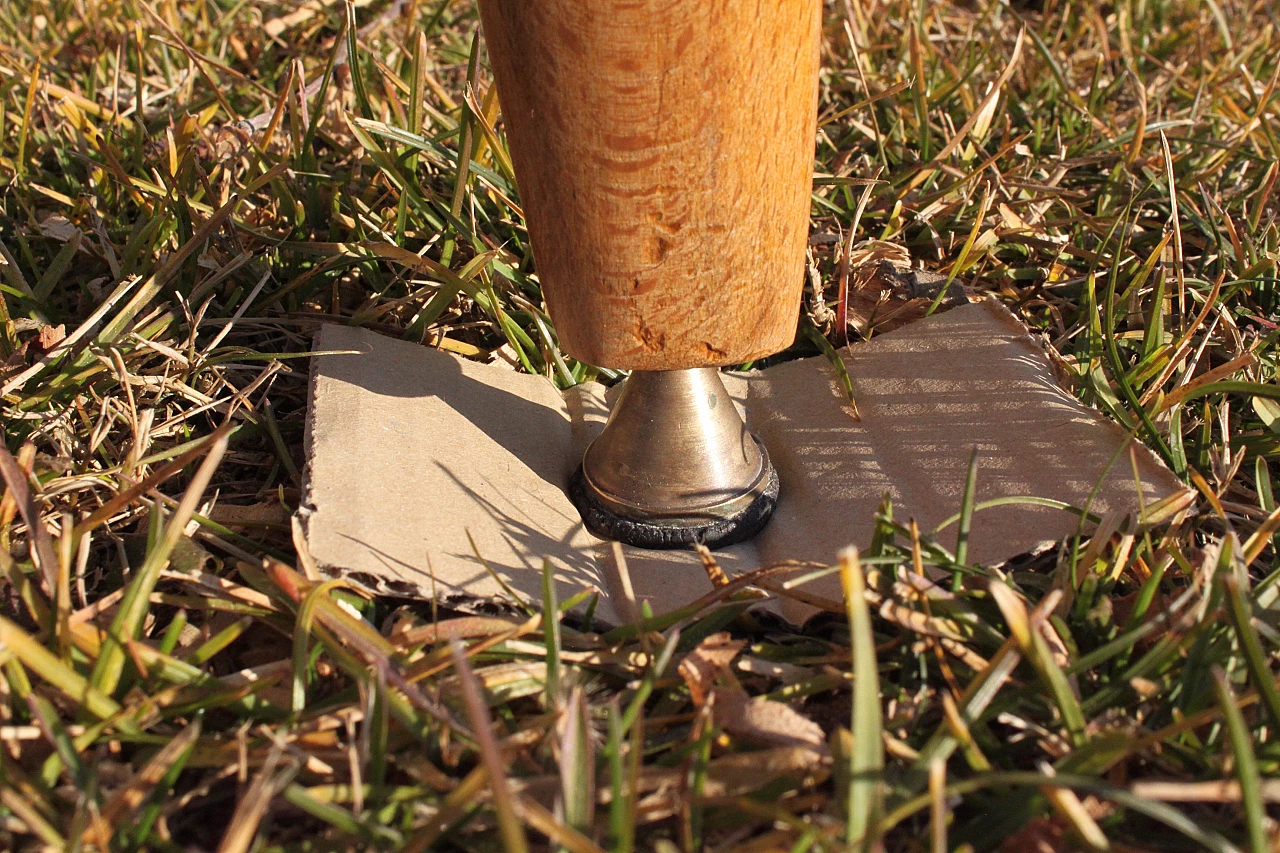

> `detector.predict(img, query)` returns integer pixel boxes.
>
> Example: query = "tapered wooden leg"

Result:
[477,0,823,370]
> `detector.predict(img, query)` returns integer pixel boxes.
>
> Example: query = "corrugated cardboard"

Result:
[298,300,1189,624]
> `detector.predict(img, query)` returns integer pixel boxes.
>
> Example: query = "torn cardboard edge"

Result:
[298,298,1191,626]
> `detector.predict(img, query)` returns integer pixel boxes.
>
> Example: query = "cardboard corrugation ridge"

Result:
[973,297,1189,509]
[295,325,324,578]
[733,300,1193,620]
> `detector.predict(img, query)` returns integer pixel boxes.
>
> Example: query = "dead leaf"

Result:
[38,214,81,242]
[208,501,291,528]
[3,339,31,370]
[677,632,744,706]
[678,633,827,753]
[712,687,826,751]
[844,241,969,337]
[35,324,65,351]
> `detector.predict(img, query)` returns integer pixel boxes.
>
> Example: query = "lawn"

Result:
[0,0,1278,850]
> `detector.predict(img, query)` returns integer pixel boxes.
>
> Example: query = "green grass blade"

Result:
[1222,575,1280,730]
[1213,667,1267,853]
[448,638,529,853]
[89,431,228,697]
[542,559,561,709]
[953,449,979,590]
[840,547,883,848]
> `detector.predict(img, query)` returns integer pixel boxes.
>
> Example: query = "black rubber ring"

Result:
[568,463,779,551]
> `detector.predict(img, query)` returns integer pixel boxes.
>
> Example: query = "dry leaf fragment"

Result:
[38,214,81,242]
[35,324,65,351]
[677,633,827,753]
[712,687,827,751]
[844,242,969,337]
[677,632,744,706]
[207,501,291,528]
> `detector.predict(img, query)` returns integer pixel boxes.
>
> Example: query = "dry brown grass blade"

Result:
[90,429,231,697]
[515,795,609,853]
[694,543,730,588]
[264,559,465,732]
[0,275,141,397]
[512,746,829,823]
[401,764,491,853]
[94,161,289,348]
[0,440,58,593]
[922,28,1025,171]
[404,612,542,683]
[0,785,65,849]
[77,421,236,535]
[1156,352,1258,413]
[0,615,122,720]
[448,637,529,853]
[215,742,299,853]
[86,717,202,847]
[390,614,537,648]
[1130,779,1280,804]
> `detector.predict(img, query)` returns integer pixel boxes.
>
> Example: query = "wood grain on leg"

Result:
[477,0,822,369]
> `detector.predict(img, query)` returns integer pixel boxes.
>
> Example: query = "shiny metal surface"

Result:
[580,368,772,528]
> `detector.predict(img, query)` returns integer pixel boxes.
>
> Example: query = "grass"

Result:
[0,0,1278,849]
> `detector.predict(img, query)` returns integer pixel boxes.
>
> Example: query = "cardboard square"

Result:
[299,301,1189,624]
